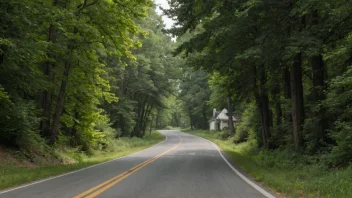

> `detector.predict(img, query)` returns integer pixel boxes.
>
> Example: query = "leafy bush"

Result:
[233,104,260,143]
[216,130,230,140]
[12,102,44,151]
[0,92,45,151]
[0,88,13,144]
[328,122,352,167]
[324,66,352,167]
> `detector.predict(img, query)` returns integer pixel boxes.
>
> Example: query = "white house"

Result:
[209,108,237,130]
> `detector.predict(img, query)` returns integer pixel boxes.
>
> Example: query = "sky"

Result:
[154,0,175,29]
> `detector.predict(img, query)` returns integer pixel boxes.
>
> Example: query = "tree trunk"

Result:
[132,98,141,137]
[50,59,71,144]
[311,54,326,144]
[309,9,326,144]
[69,111,79,146]
[133,96,148,137]
[40,0,60,138]
[155,108,160,129]
[120,114,126,137]
[311,56,326,99]
[140,104,147,136]
[270,79,283,148]
[133,101,143,137]
[283,66,291,99]
[271,80,282,127]
[281,65,292,137]
[188,108,193,130]
[50,25,77,144]
[275,102,282,126]
[40,72,53,138]
[0,54,4,66]
[150,112,154,135]
[259,84,272,149]
[290,52,305,151]
[227,96,235,136]
[253,65,272,149]
[141,104,152,137]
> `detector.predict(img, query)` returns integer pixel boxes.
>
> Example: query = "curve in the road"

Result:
[0,130,277,198]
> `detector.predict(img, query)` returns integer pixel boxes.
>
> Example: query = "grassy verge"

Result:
[185,130,352,198]
[0,131,164,190]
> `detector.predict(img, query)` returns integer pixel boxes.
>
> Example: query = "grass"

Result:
[0,131,164,190]
[185,130,352,198]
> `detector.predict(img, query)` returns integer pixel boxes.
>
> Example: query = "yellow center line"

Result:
[73,136,182,198]
[73,159,154,198]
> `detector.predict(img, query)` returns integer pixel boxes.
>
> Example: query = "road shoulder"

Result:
[0,131,165,192]
[182,130,280,198]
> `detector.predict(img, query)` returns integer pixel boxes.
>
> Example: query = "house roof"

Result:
[209,108,237,122]
[217,109,228,120]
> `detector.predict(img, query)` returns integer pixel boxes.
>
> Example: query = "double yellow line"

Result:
[74,137,182,198]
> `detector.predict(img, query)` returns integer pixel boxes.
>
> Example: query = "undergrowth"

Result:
[0,131,164,190]
[186,130,352,198]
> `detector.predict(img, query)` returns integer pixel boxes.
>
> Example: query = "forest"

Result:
[1,0,352,196]
[0,0,185,157]
[166,0,352,168]
[165,1,352,196]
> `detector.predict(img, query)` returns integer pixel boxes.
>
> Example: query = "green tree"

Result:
[167,0,352,160]
[105,8,181,137]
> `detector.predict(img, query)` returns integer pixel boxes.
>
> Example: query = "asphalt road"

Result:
[0,130,277,198]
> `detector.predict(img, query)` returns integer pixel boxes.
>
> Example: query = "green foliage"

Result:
[233,104,260,144]
[179,69,211,130]
[167,0,352,196]
[328,122,352,167]
[168,0,352,164]
[164,96,189,128]
[10,102,44,151]
[105,8,181,137]
[0,0,178,166]
[324,66,352,167]
[216,131,230,140]
[0,94,44,151]
[0,131,164,190]
[188,130,352,198]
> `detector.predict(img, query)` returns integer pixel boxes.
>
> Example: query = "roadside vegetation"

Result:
[0,0,180,189]
[1,0,352,197]
[160,1,352,197]
[186,129,352,198]
[0,131,164,190]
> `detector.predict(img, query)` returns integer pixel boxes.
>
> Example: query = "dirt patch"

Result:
[0,146,61,168]
[31,152,61,166]
[0,146,24,166]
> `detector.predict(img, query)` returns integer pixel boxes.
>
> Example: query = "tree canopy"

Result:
[1,0,352,169]
[165,0,352,167]
[0,0,181,154]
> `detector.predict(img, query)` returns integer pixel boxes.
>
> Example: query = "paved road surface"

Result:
[0,130,277,198]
